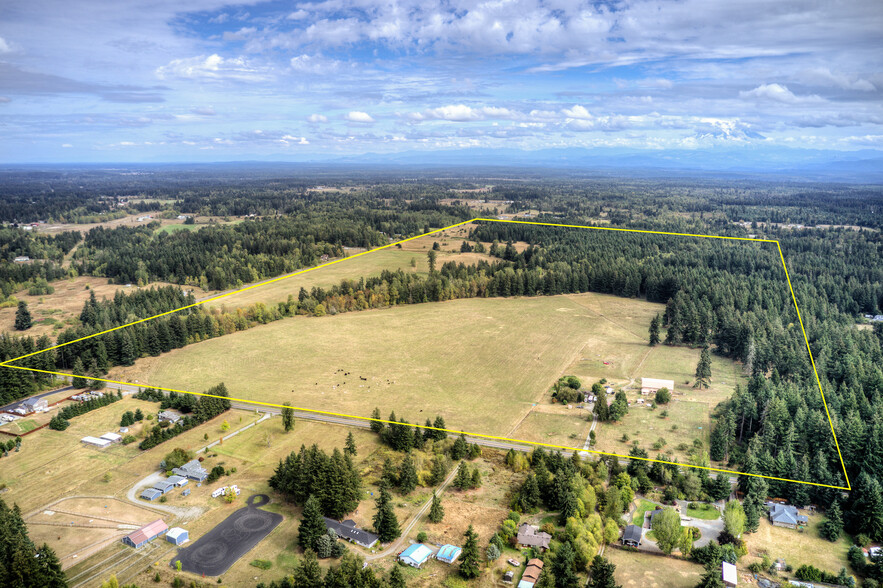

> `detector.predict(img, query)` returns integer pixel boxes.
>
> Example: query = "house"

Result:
[518,558,544,588]
[140,488,162,501]
[21,397,48,413]
[583,393,596,403]
[167,475,188,487]
[153,480,176,494]
[722,561,737,587]
[172,459,208,482]
[503,570,514,584]
[166,527,189,545]
[176,215,188,220]
[323,517,379,549]
[621,525,642,547]
[641,378,674,395]
[158,410,181,424]
[767,503,808,528]
[648,508,665,526]
[517,523,552,551]
[122,519,168,548]
[13,256,30,263]
[81,436,112,448]
[100,432,122,443]
[399,544,433,568]
[437,544,462,564]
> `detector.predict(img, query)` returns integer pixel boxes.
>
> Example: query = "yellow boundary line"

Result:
[0,218,850,491]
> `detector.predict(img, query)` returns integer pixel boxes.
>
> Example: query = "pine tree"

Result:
[451,433,468,460]
[594,394,609,422]
[589,555,621,588]
[399,454,418,494]
[695,564,725,588]
[298,495,326,552]
[432,415,447,440]
[648,313,660,346]
[430,455,449,485]
[281,402,295,432]
[388,564,406,588]
[820,501,843,542]
[71,357,88,388]
[694,346,712,389]
[370,407,384,433]
[14,301,32,331]
[454,462,470,490]
[470,468,482,489]
[551,541,578,587]
[373,484,400,543]
[459,524,480,579]
[292,549,323,588]
[429,492,444,523]
[344,431,357,456]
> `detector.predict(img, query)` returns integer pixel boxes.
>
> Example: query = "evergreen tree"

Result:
[298,495,326,552]
[373,484,400,543]
[370,407,384,433]
[593,393,609,422]
[292,549,323,588]
[451,433,468,460]
[459,524,480,579]
[589,555,621,588]
[281,402,295,432]
[344,431,357,456]
[432,415,447,440]
[388,564,406,588]
[454,462,471,490]
[71,357,88,388]
[552,541,579,587]
[648,313,660,346]
[695,564,725,588]
[694,346,712,389]
[820,501,843,542]
[14,301,32,331]
[399,454,418,494]
[429,492,445,523]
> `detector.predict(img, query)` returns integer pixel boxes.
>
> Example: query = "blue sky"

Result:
[1,0,881,162]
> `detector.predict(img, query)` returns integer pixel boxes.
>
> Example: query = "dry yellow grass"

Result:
[605,547,703,588]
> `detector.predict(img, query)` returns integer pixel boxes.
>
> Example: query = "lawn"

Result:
[606,546,703,587]
[17,419,38,433]
[685,504,720,520]
[509,409,592,449]
[112,294,630,439]
[742,516,853,579]
[632,499,658,526]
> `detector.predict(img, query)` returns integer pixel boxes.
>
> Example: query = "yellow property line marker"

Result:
[0,217,850,490]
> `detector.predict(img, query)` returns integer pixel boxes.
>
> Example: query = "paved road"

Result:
[0,385,73,413]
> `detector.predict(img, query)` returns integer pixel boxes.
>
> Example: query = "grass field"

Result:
[112,294,618,438]
[632,498,658,525]
[606,547,703,587]
[742,516,852,579]
[685,503,720,520]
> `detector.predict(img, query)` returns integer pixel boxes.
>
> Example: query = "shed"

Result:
[519,558,544,588]
[399,544,433,568]
[100,432,122,443]
[167,475,188,487]
[22,397,48,412]
[81,436,112,448]
[140,488,162,501]
[153,480,176,494]
[122,519,168,548]
[503,570,514,584]
[172,459,208,482]
[722,561,737,587]
[166,527,189,545]
[437,544,462,564]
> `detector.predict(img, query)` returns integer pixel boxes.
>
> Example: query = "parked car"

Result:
[507,559,521,567]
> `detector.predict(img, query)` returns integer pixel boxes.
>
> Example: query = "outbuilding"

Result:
[81,436,112,448]
[140,488,162,501]
[153,480,176,494]
[722,561,737,587]
[399,544,433,568]
[166,527,189,546]
[167,475,188,487]
[100,432,122,443]
[621,525,642,547]
[122,519,168,548]
[640,378,674,395]
[22,397,48,413]
[436,544,462,564]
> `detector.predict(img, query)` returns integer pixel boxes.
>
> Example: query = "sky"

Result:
[1,0,882,163]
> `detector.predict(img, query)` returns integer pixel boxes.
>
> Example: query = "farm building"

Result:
[166,528,189,545]
[100,432,122,443]
[323,518,378,548]
[399,544,433,568]
[20,397,48,413]
[140,488,162,501]
[13,256,30,263]
[621,525,642,547]
[436,544,462,564]
[172,459,208,481]
[81,436,112,448]
[722,561,737,587]
[517,523,551,550]
[518,558,544,588]
[640,378,674,395]
[123,519,168,548]
[167,475,188,487]
[767,503,807,528]
[153,480,176,494]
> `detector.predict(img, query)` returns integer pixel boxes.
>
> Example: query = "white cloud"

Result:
[739,83,824,104]
[290,54,341,75]
[426,104,481,121]
[222,27,257,42]
[0,96,10,103]
[562,105,592,119]
[0,37,11,54]
[796,68,876,92]
[345,111,375,123]
[287,10,309,20]
[306,113,328,123]
[155,54,270,82]
[190,106,216,116]
[61,143,72,148]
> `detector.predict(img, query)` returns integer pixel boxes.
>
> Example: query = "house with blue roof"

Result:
[436,544,462,564]
[399,544,433,568]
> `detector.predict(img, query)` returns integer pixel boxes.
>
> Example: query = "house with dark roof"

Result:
[122,519,168,548]
[621,525,642,547]
[323,517,379,549]
[517,523,552,551]
[767,503,808,529]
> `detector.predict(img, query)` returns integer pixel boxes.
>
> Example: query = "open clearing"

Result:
[742,516,852,578]
[113,293,651,439]
[606,547,703,587]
